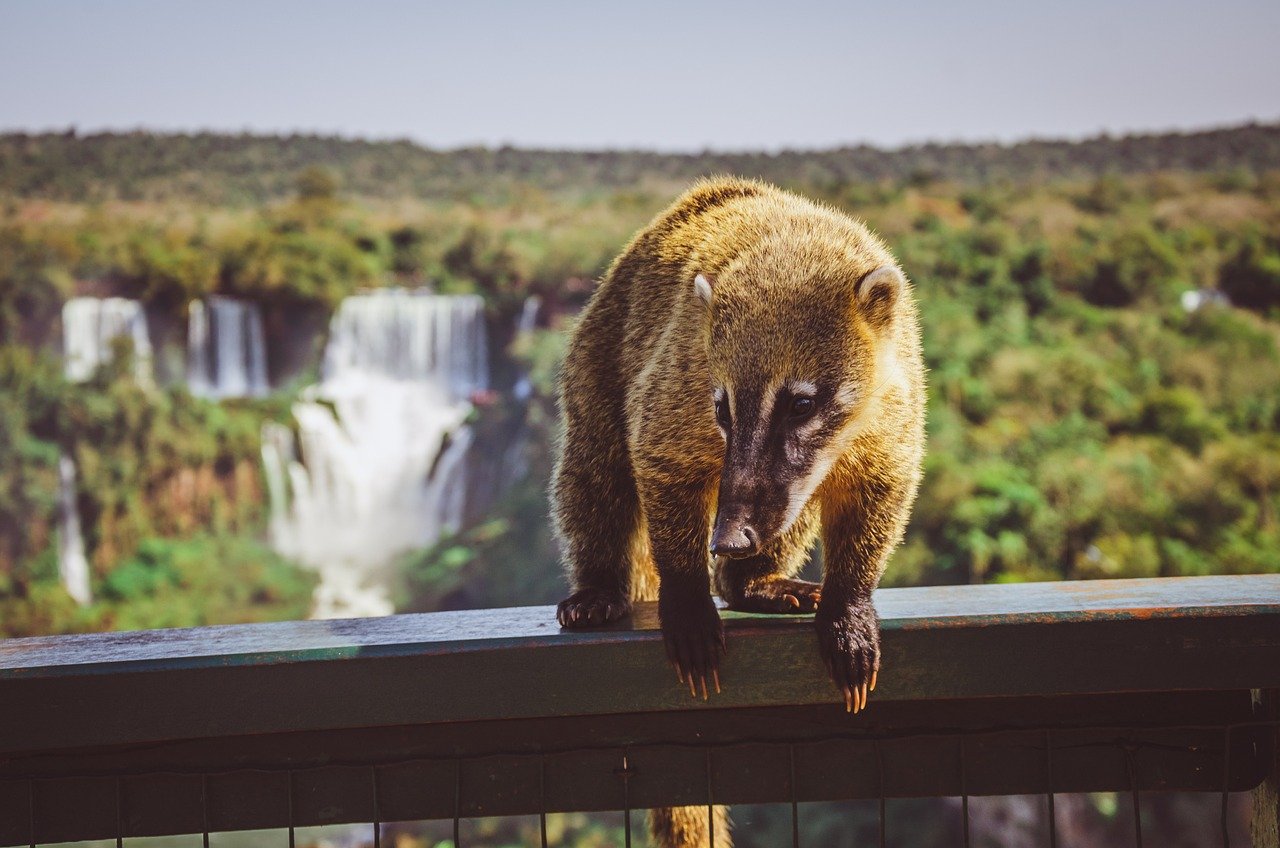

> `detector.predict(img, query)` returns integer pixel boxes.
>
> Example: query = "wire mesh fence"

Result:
[7,716,1276,847]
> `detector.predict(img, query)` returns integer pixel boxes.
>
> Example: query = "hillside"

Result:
[1,121,1278,205]
[2,122,1279,639]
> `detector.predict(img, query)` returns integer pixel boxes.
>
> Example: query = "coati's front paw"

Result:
[726,577,822,613]
[815,599,880,714]
[659,589,726,700]
[556,587,631,628]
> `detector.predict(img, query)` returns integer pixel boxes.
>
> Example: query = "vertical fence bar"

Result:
[706,749,715,848]
[1045,730,1057,848]
[1221,725,1232,848]
[1124,745,1143,848]
[27,779,36,848]
[1253,693,1280,848]
[371,766,381,848]
[539,756,549,848]
[875,739,887,848]
[287,771,295,848]
[960,736,971,848]
[453,760,462,848]
[200,774,210,848]
[616,750,632,848]
[115,777,124,848]
[789,744,800,848]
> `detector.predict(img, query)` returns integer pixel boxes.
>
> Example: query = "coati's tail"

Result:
[648,805,732,848]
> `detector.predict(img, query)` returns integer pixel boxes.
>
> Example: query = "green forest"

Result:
[2,124,1279,642]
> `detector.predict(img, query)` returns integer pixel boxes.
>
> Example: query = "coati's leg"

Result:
[638,475,724,697]
[552,324,641,628]
[717,505,822,613]
[815,466,914,713]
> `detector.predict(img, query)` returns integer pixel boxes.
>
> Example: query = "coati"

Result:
[552,177,925,843]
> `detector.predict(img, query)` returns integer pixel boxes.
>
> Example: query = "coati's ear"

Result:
[694,273,714,305]
[855,265,903,328]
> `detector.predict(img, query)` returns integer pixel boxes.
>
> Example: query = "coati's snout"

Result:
[710,504,760,558]
[709,380,835,557]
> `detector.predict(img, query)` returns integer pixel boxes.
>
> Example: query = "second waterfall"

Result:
[262,290,489,618]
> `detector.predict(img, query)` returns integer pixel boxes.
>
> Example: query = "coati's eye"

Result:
[714,395,731,429]
[789,396,816,420]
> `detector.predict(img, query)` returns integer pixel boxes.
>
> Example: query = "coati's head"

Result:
[694,244,907,559]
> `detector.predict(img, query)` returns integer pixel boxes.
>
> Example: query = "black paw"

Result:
[659,587,726,700]
[556,587,630,628]
[725,577,822,613]
[815,598,880,713]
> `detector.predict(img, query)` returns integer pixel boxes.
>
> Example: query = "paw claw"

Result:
[726,577,823,614]
[816,600,880,716]
[556,588,630,630]
[660,589,724,699]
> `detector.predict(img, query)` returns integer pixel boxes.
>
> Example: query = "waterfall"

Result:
[56,454,92,606]
[188,297,269,398]
[62,297,152,382]
[516,294,541,336]
[512,295,541,402]
[261,291,488,619]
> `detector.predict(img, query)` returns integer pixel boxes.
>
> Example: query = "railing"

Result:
[1,574,1278,846]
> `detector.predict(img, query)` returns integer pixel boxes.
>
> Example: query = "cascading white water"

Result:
[512,295,541,402]
[59,297,151,605]
[56,454,92,606]
[261,290,488,618]
[188,297,269,398]
[62,297,152,382]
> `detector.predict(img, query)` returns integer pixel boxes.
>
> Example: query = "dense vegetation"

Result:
[2,122,1278,204]
[2,126,1279,636]
[0,338,315,636]
[406,164,1280,609]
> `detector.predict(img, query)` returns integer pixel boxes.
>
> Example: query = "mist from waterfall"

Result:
[261,290,488,619]
[56,454,92,606]
[188,297,269,398]
[62,297,152,382]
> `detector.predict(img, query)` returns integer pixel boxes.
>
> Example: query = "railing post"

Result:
[1254,689,1279,848]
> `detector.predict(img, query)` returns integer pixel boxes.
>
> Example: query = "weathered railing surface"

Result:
[1,574,1278,845]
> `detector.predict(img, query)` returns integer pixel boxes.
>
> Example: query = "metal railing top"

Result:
[1,574,1278,755]
[4,573,1277,675]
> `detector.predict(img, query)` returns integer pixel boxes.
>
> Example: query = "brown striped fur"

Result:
[552,178,925,847]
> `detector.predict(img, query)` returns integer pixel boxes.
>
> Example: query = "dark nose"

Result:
[710,513,759,558]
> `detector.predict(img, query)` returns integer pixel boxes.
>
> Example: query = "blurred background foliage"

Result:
[2,125,1279,638]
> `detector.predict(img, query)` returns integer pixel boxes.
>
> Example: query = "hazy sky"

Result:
[2,0,1277,151]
